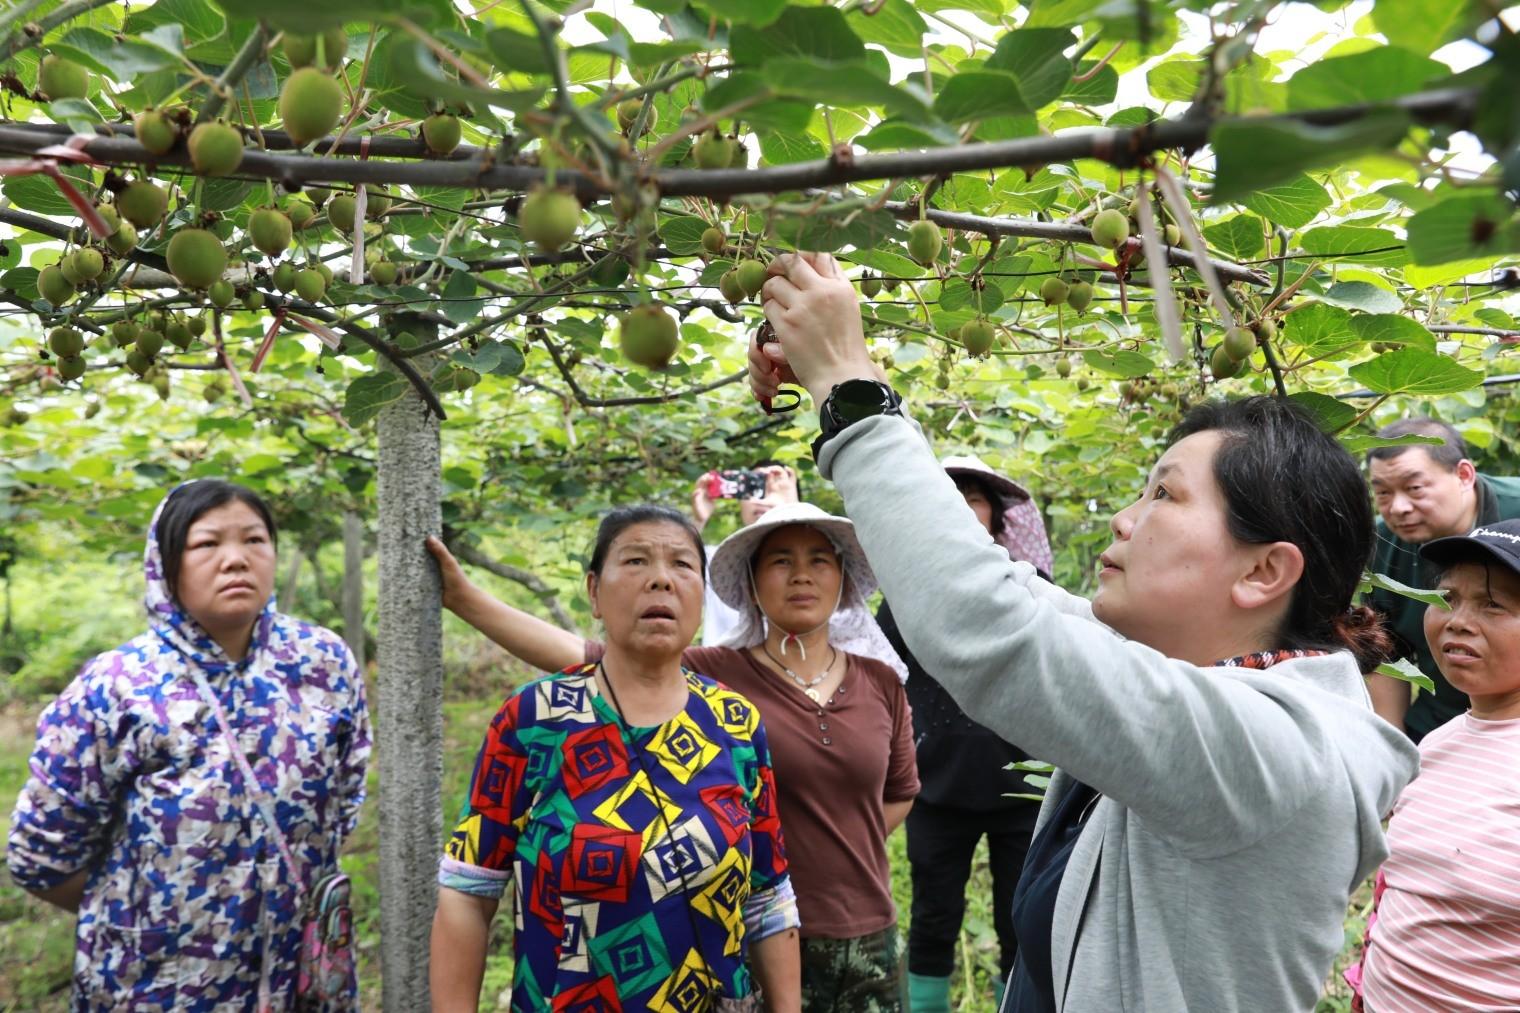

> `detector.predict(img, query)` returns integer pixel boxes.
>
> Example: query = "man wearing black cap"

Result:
[1365,418,1520,741]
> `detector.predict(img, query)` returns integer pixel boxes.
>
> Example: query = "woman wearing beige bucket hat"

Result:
[427,503,919,1012]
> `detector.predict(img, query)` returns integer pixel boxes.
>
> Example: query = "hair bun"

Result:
[1331,605,1393,673]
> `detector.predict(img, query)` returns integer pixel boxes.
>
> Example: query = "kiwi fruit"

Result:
[187,121,244,176]
[369,260,398,285]
[1039,277,1069,306]
[207,279,236,308]
[293,268,327,302]
[279,67,344,147]
[48,327,85,357]
[283,27,348,71]
[118,181,167,229]
[907,220,942,266]
[326,194,356,234]
[421,113,462,155]
[56,356,86,382]
[1222,326,1255,361]
[248,208,294,257]
[618,305,680,369]
[518,187,581,252]
[166,228,228,289]
[961,319,996,357]
[106,222,138,255]
[134,109,179,155]
[1090,208,1130,250]
[273,261,297,292]
[1066,280,1094,313]
[38,55,88,101]
[718,270,745,304]
[735,259,767,299]
[700,227,726,255]
[38,265,75,306]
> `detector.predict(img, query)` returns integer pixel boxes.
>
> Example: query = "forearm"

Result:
[750,927,802,1013]
[451,583,584,673]
[1365,673,1411,731]
[26,869,87,912]
[883,799,913,837]
[429,889,498,1013]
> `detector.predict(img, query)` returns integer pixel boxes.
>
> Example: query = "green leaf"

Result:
[1406,194,1520,266]
[1202,215,1265,260]
[697,0,789,27]
[985,28,1074,109]
[2,169,94,217]
[385,37,544,112]
[1317,281,1401,315]
[53,27,183,78]
[484,28,551,75]
[759,129,827,165]
[1283,302,1356,355]
[124,0,225,41]
[762,60,928,120]
[1147,58,1204,102]
[1238,174,1332,230]
[1289,391,1358,433]
[771,209,896,253]
[846,0,926,55]
[1376,658,1436,694]
[939,278,1005,315]
[463,339,524,377]
[857,119,962,151]
[342,372,409,426]
[658,216,711,257]
[1285,48,1448,111]
[211,0,454,31]
[1371,0,1485,56]
[1297,226,1408,268]
[1347,348,1483,396]
[1062,61,1118,105]
[1367,571,1450,611]
[1211,111,1411,205]
[1341,433,1446,454]
[1348,314,1436,352]
[1081,349,1155,378]
[730,6,867,64]
[441,270,485,325]
[201,179,252,213]
[933,71,1030,123]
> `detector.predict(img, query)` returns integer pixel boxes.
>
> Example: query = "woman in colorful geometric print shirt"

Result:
[7,480,371,1012]
[430,505,802,1012]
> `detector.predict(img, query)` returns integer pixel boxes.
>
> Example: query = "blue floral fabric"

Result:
[6,487,371,1012]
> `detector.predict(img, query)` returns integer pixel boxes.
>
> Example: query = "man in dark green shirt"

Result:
[1366,417,1520,741]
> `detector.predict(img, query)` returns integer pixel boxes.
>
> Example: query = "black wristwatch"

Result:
[810,378,904,462]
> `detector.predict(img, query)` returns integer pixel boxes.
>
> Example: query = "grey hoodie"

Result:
[817,413,1419,1013]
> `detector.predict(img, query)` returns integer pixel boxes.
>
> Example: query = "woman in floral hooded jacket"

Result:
[7,480,371,1012]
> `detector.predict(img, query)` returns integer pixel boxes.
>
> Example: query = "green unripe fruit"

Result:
[718,270,745,304]
[135,328,164,358]
[248,208,293,257]
[306,186,331,206]
[1076,376,1091,391]
[188,314,207,337]
[188,121,243,176]
[907,220,942,266]
[93,204,119,233]
[71,248,104,281]
[326,194,356,234]
[315,262,333,285]
[286,201,316,230]
[1222,326,1255,361]
[700,227,726,255]
[1210,343,1243,379]
[1251,318,1276,342]
[59,253,87,286]
[48,327,85,357]
[961,319,996,357]
[421,113,462,155]
[279,68,344,147]
[693,132,729,170]
[119,181,167,228]
[1066,280,1094,313]
[151,369,171,401]
[369,260,398,285]
[293,268,327,302]
[111,321,137,347]
[166,319,194,350]
[56,355,86,382]
[125,348,152,377]
[721,136,743,169]
[283,27,348,71]
[1039,277,1069,306]
[1164,223,1181,246]
[1055,357,1072,378]
[861,275,881,299]
[1090,208,1130,250]
[134,109,178,155]
[518,187,581,252]
[203,379,227,404]
[39,55,88,101]
[207,279,236,308]
[367,192,392,216]
[38,264,75,306]
[618,305,680,369]
[106,222,138,255]
[166,228,227,289]
[456,367,481,390]
[736,259,767,298]
[617,99,656,136]
[243,290,264,310]
[273,261,297,292]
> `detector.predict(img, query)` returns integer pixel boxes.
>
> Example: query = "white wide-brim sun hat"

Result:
[941,453,1031,502]
[707,501,878,613]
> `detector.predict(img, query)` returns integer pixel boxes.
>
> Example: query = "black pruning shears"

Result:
[755,321,803,415]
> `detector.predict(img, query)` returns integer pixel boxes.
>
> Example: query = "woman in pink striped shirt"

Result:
[1355,519,1520,1011]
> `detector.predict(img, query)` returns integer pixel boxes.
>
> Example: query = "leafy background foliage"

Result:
[2,0,1520,1007]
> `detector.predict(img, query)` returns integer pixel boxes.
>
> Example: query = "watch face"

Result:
[834,379,891,423]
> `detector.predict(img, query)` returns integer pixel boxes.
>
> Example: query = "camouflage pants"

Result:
[798,926,907,1012]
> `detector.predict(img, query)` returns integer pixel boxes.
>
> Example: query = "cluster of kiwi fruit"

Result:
[1209,319,1276,380]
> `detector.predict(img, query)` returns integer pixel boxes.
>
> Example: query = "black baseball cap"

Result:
[1419,518,1520,576]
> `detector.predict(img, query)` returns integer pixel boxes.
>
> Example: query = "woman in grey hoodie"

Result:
[747,251,1420,1013]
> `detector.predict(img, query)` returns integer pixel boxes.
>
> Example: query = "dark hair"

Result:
[587,504,706,579]
[1170,397,1392,671]
[951,474,1007,539]
[1366,417,1468,471]
[155,480,278,599]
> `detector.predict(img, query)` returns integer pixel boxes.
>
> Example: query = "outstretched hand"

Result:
[424,535,475,614]
[749,252,881,406]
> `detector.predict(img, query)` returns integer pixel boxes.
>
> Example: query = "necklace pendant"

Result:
[804,687,822,702]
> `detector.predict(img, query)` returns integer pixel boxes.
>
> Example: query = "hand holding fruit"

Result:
[751,252,879,406]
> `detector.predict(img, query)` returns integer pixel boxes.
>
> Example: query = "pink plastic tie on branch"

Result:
[215,330,256,409]
[0,135,113,239]
[288,312,344,351]
[249,307,287,374]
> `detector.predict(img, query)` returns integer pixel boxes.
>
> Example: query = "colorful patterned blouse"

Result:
[439,663,790,1011]
[6,487,371,1013]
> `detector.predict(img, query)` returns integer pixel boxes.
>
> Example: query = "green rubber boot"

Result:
[907,972,951,1013]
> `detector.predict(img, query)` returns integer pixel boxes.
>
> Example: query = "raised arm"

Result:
[426,536,584,673]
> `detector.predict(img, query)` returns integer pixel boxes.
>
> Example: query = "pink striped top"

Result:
[1361,712,1520,1012]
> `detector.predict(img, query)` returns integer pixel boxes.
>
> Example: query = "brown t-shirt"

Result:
[584,641,919,938]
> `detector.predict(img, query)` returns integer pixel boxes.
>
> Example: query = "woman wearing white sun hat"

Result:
[427,501,919,1011]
